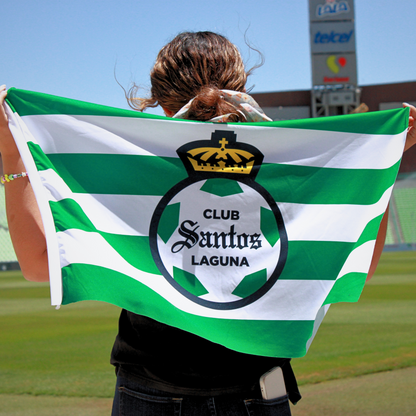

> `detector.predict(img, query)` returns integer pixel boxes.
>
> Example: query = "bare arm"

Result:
[0,85,49,281]
[403,103,416,152]
[366,206,389,281]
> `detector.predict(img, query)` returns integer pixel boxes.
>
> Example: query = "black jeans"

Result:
[112,371,292,416]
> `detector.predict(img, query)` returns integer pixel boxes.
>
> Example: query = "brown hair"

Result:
[128,32,254,121]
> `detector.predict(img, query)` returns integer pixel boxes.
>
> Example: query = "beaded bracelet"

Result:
[0,172,28,184]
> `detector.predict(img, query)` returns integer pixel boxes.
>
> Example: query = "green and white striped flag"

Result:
[5,88,408,358]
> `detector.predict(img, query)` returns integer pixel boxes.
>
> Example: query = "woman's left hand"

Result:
[403,103,416,152]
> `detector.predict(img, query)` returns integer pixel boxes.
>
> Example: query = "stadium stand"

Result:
[385,172,416,250]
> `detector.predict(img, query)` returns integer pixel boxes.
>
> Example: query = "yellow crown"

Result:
[177,130,263,179]
[186,137,255,174]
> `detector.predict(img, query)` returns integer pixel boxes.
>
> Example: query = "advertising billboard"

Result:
[310,21,356,54]
[309,0,355,22]
[311,52,357,85]
[309,0,358,115]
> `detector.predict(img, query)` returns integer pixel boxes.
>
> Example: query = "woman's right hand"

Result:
[0,84,10,131]
[0,85,10,132]
[0,84,8,116]
[0,85,19,157]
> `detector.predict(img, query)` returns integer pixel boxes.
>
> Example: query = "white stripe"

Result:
[306,304,330,350]
[335,240,377,280]
[280,186,392,243]
[22,114,406,169]
[39,169,159,236]
[58,228,336,321]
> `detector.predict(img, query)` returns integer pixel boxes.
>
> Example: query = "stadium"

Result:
[1,0,415,414]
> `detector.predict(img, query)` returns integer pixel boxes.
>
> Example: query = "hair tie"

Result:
[173,90,272,123]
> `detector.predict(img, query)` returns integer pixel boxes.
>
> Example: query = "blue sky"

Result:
[2,0,415,115]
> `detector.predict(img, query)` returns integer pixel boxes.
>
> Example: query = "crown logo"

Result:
[177,130,263,179]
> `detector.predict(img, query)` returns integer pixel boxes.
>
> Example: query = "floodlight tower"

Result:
[309,0,360,117]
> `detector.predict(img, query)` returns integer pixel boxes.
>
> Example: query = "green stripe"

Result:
[356,214,384,246]
[62,263,314,357]
[280,240,353,280]
[7,88,409,135]
[29,144,399,205]
[280,213,382,281]
[322,272,367,305]
[103,233,160,275]
[28,142,56,171]
[257,161,400,205]
[50,199,160,275]
[7,88,167,120]
[46,153,188,196]
[239,106,409,135]
[29,143,188,196]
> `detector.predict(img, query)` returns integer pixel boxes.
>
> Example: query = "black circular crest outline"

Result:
[149,176,288,310]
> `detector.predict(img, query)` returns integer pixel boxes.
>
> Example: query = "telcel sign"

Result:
[314,30,353,45]
[310,22,355,53]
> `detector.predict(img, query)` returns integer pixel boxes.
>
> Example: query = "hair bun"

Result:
[187,86,242,122]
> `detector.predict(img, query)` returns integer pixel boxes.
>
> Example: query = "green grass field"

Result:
[292,251,416,385]
[1,250,415,415]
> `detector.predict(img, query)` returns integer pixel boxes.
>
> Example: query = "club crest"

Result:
[149,130,288,310]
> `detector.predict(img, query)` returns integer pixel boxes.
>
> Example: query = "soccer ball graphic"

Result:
[150,178,287,310]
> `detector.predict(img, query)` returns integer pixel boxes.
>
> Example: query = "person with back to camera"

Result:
[1,31,416,416]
